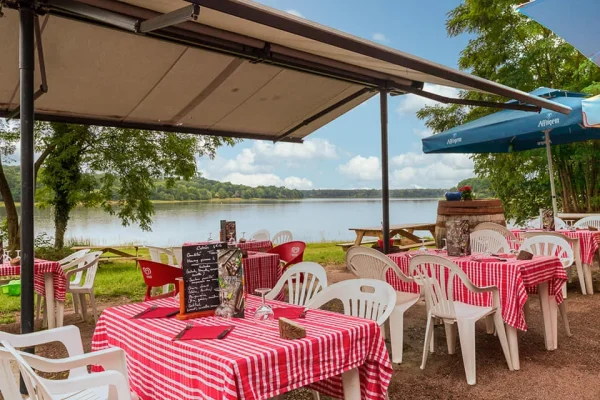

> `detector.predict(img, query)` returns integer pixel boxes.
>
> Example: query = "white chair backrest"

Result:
[79,252,102,289]
[250,229,270,241]
[469,230,510,254]
[147,246,175,265]
[307,279,396,326]
[525,216,567,229]
[573,216,600,229]
[171,247,183,266]
[473,222,517,241]
[1,341,53,400]
[520,235,574,269]
[409,255,483,320]
[272,230,293,246]
[346,246,413,284]
[266,262,327,306]
[58,249,90,266]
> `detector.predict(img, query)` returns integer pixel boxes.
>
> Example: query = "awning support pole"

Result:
[380,90,390,254]
[544,131,559,215]
[20,0,36,336]
[19,0,36,393]
[137,4,200,33]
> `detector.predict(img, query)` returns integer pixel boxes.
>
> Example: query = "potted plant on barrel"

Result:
[459,185,474,201]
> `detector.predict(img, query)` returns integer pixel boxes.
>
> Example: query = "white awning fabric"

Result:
[0,0,571,142]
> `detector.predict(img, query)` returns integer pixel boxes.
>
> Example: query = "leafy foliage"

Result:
[417,0,600,224]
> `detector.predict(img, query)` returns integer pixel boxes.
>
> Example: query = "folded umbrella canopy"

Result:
[422,88,600,214]
[518,0,600,67]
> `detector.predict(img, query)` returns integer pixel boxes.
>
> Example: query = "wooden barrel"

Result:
[435,199,506,248]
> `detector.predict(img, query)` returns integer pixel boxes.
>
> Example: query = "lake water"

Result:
[3,199,439,246]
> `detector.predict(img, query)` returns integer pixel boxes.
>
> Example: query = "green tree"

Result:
[417,0,600,223]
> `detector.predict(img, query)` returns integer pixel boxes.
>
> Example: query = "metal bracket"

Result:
[7,15,48,119]
[249,43,272,64]
[136,4,200,33]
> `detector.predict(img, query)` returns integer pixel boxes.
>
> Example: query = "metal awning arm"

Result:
[136,4,200,33]
[8,15,48,119]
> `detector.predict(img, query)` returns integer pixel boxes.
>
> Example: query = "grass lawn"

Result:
[0,242,347,325]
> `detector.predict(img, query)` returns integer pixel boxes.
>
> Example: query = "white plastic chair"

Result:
[170,247,183,267]
[66,251,103,323]
[272,230,293,246]
[409,255,513,385]
[573,216,600,229]
[0,326,137,400]
[469,230,510,254]
[473,222,517,242]
[520,235,574,336]
[307,279,396,326]
[250,229,270,241]
[346,246,420,363]
[147,246,176,294]
[58,249,91,267]
[266,262,327,306]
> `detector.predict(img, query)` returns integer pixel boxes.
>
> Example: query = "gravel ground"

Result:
[2,266,600,400]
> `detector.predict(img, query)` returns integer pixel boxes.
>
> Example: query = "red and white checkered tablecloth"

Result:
[387,251,566,331]
[91,296,392,400]
[237,240,273,252]
[243,251,283,301]
[512,229,600,265]
[0,259,65,301]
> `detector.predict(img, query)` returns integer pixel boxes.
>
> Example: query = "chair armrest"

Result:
[0,326,83,356]
[468,285,501,309]
[65,262,95,280]
[43,370,132,399]
[22,347,128,376]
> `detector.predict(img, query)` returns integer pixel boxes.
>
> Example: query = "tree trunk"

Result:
[0,159,20,250]
[53,175,72,249]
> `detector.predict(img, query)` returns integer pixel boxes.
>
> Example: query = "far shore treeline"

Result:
[0,165,492,202]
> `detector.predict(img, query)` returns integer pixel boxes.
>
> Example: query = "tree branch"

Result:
[34,143,55,184]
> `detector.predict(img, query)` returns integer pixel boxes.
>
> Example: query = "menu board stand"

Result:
[176,242,226,320]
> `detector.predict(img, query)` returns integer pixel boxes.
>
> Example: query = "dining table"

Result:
[512,228,600,294]
[0,259,64,329]
[387,250,567,370]
[236,240,274,253]
[91,296,393,399]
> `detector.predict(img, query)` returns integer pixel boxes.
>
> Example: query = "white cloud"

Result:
[338,155,381,181]
[223,173,313,189]
[391,153,474,188]
[396,83,461,115]
[254,139,337,160]
[413,128,432,138]
[285,9,304,18]
[372,32,389,43]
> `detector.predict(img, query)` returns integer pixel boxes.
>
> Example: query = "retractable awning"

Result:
[0,0,571,145]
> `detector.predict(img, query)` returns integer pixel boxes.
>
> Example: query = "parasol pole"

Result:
[544,130,559,216]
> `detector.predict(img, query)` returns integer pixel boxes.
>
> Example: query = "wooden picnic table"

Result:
[349,223,436,247]
[71,245,140,267]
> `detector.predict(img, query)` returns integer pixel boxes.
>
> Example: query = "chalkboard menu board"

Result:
[181,242,227,314]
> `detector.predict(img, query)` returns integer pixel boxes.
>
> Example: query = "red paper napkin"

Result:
[273,307,306,319]
[176,325,235,341]
[134,307,180,319]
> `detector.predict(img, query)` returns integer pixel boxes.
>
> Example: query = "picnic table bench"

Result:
[347,222,435,245]
[71,245,140,267]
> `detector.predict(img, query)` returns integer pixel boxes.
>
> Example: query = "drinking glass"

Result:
[419,238,428,251]
[566,220,575,231]
[215,288,234,319]
[207,232,213,241]
[442,238,447,252]
[253,288,274,322]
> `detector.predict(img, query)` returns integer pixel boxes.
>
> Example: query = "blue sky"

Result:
[199,0,475,190]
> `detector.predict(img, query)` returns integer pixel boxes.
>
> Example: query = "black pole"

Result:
[380,90,390,254]
[20,0,36,336]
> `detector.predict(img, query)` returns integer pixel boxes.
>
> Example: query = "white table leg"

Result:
[583,263,594,295]
[44,272,56,329]
[342,368,361,400]
[56,301,65,327]
[537,282,555,351]
[505,325,520,371]
[548,292,558,350]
